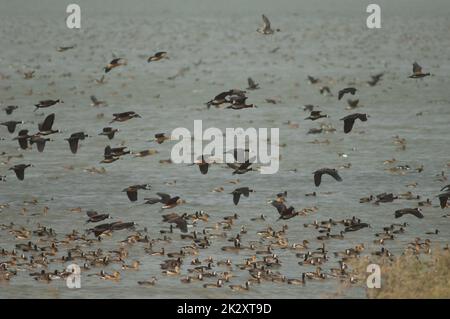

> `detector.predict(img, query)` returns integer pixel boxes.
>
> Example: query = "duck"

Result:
[34,99,63,112]
[110,111,141,123]
[147,52,168,62]
[288,273,306,285]
[1,120,24,134]
[313,168,342,186]
[9,164,32,181]
[138,276,157,286]
[99,127,119,140]
[229,281,250,291]
[104,58,126,73]
[340,113,368,133]
[409,62,430,78]
[203,279,223,288]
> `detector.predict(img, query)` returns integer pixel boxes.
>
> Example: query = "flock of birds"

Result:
[0,14,448,296]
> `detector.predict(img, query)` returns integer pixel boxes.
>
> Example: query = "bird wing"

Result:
[173,218,188,233]
[39,113,55,132]
[411,209,424,219]
[271,201,287,215]
[36,139,47,152]
[233,192,241,205]
[126,189,138,202]
[262,14,271,29]
[413,62,422,75]
[314,171,323,186]
[157,193,172,204]
[199,163,209,175]
[325,169,342,182]
[14,167,25,180]
[438,194,448,209]
[343,118,355,133]
[68,138,79,154]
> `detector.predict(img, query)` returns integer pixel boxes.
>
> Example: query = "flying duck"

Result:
[231,187,253,205]
[122,184,151,202]
[144,193,182,209]
[270,201,298,220]
[147,52,168,62]
[394,208,424,219]
[1,120,23,133]
[104,58,126,73]
[247,78,260,90]
[110,111,141,123]
[99,127,119,140]
[38,113,59,135]
[313,168,342,186]
[340,113,368,133]
[338,88,357,100]
[257,15,279,35]
[9,164,32,181]
[409,62,430,79]
[34,99,62,112]
[65,132,88,154]
[3,105,18,115]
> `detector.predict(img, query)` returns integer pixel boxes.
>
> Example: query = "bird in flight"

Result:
[409,62,430,79]
[313,168,342,186]
[257,14,280,35]
[340,113,368,133]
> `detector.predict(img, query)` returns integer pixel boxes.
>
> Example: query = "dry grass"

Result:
[346,247,450,299]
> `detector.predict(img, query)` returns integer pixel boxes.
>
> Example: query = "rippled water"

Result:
[0,0,449,298]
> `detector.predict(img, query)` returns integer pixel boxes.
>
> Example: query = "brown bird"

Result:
[147,52,168,62]
[86,211,110,223]
[409,62,430,79]
[104,58,126,73]
[247,77,260,90]
[144,193,181,209]
[271,201,298,220]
